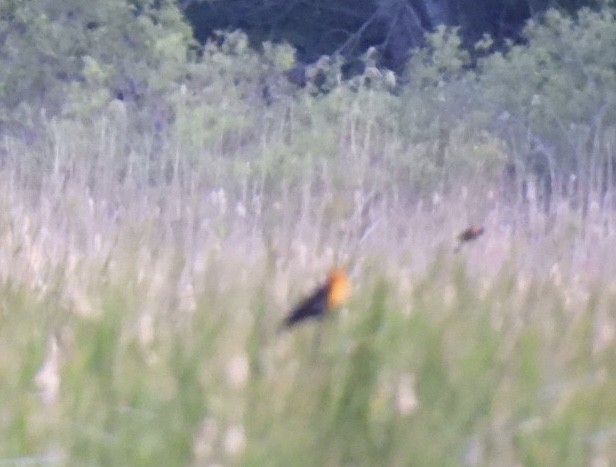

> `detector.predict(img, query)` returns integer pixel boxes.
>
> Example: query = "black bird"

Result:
[281,268,350,329]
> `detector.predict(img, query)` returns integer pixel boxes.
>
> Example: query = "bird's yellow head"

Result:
[326,267,351,310]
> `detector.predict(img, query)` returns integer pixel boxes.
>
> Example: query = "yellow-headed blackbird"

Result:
[281,268,350,329]
[458,225,485,243]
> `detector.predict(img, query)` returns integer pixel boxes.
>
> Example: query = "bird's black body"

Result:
[283,284,329,328]
[454,225,485,253]
[458,226,484,243]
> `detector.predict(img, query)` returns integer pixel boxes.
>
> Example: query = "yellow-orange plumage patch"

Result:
[326,268,351,310]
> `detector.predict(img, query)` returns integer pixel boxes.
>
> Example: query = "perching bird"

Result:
[455,225,485,252]
[281,268,351,329]
[458,225,485,243]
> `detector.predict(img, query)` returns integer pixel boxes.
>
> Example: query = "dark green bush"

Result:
[0,0,193,123]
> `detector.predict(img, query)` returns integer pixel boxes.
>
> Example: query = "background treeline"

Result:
[0,0,615,225]
[184,0,607,72]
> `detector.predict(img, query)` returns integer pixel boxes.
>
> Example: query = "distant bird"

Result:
[458,225,485,243]
[455,225,485,252]
[281,268,351,329]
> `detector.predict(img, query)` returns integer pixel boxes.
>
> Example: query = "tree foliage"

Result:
[183,0,604,71]
[479,6,616,206]
[0,0,614,209]
[0,0,193,124]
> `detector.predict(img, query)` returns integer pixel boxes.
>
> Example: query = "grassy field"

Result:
[1,112,616,467]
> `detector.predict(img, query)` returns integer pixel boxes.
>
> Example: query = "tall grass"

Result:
[1,96,616,466]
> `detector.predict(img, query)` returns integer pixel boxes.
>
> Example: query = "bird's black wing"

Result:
[458,229,473,242]
[283,284,329,328]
